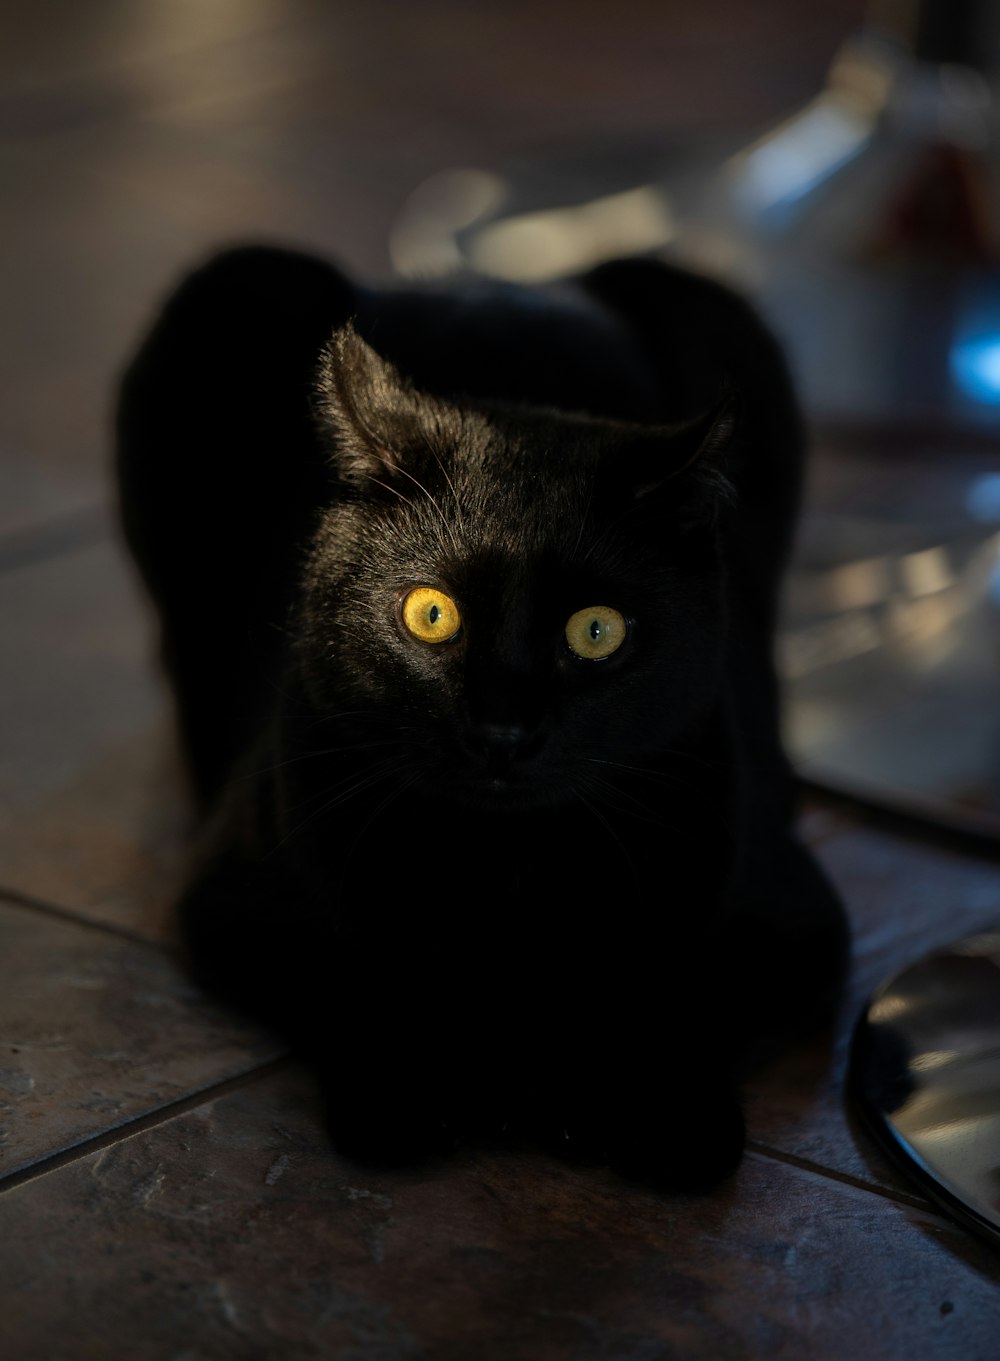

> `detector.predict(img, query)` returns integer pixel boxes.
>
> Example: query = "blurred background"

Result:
[4,0,1000,898]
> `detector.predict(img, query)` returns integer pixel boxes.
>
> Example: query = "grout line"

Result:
[0,1056,291,1196]
[0,1107,960,1213]
[0,884,169,952]
[745,1139,931,1212]
[0,503,112,574]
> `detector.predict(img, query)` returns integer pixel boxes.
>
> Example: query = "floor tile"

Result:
[0,133,243,494]
[0,535,160,814]
[0,899,279,1179]
[746,824,1000,1195]
[0,529,188,938]
[0,454,107,544]
[2,1064,998,1361]
[0,717,189,943]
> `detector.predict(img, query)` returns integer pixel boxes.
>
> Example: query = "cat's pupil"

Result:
[429,604,440,625]
[589,619,602,641]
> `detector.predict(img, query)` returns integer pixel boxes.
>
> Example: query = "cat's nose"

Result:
[478,723,526,754]
[468,721,543,765]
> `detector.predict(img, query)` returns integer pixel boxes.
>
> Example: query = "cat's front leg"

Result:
[555,1061,746,1191]
[523,956,746,1190]
[306,931,523,1165]
[181,858,482,1161]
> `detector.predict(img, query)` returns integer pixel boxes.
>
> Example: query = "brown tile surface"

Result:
[746,824,1000,1194]
[0,132,246,495]
[2,1063,998,1361]
[0,717,189,943]
[0,455,107,544]
[0,521,188,941]
[0,899,280,1179]
[0,538,160,814]
[0,534,180,935]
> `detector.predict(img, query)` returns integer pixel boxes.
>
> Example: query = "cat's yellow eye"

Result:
[565,606,627,660]
[400,587,462,644]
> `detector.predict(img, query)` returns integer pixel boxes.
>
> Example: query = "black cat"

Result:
[117,245,849,1189]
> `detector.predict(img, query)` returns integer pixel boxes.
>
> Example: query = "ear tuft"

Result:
[316,323,421,482]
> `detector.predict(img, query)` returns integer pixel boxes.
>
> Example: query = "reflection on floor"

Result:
[784,432,1000,836]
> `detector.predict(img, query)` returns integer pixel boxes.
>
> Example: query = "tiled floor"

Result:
[4,3,1000,1357]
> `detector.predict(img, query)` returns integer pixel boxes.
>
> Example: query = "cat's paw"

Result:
[546,1092,745,1192]
[605,1099,745,1191]
[325,1095,461,1167]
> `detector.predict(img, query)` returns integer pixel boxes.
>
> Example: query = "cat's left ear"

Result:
[315,322,428,482]
[618,393,738,521]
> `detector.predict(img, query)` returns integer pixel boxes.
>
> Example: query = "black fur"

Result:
[117,246,849,1189]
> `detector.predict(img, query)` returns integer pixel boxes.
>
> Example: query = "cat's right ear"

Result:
[607,394,738,528]
[315,323,423,483]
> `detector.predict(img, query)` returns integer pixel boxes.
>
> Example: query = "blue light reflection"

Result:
[950,335,1000,405]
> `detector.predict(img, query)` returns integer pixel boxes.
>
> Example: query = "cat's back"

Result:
[350,274,662,421]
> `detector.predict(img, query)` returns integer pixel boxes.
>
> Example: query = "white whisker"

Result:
[570,782,639,887]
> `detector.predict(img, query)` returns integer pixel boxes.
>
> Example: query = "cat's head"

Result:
[292,324,735,811]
